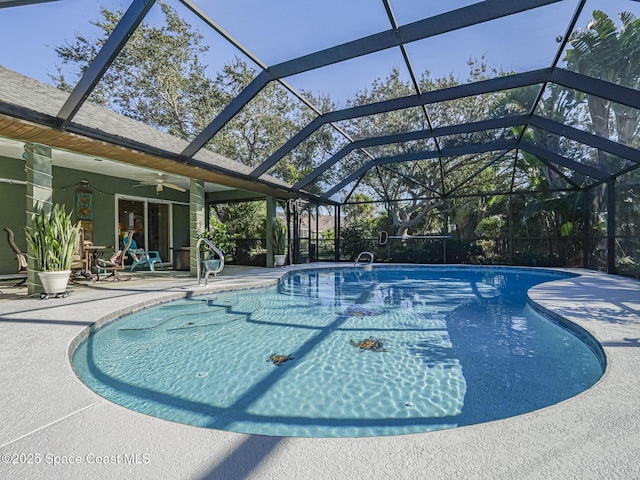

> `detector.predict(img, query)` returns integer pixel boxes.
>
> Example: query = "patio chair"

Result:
[70,228,93,281]
[130,249,163,272]
[3,227,27,286]
[123,233,163,272]
[96,231,134,281]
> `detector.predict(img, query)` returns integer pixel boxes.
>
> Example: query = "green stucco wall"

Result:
[1,157,28,276]
[0,155,190,276]
[173,203,190,249]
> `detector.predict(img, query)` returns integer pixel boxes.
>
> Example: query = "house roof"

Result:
[0,66,297,199]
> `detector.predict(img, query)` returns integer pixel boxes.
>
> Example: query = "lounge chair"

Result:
[4,227,27,286]
[96,231,134,281]
[122,234,163,272]
[130,250,163,272]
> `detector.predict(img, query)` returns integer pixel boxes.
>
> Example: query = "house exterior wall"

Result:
[1,157,27,275]
[0,155,190,276]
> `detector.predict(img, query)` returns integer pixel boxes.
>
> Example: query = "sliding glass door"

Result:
[148,202,170,261]
[117,197,172,262]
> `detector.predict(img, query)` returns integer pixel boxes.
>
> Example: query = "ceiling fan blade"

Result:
[164,183,186,192]
[133,176,185,192]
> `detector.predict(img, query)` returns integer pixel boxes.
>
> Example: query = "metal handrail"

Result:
[354,251,374,265]
[196,238,225,286]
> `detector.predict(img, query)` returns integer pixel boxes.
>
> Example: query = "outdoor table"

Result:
[83,245,107,279]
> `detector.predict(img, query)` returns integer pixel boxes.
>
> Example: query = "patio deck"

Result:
[0,265,639,480]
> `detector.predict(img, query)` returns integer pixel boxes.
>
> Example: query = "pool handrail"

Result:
[354,251,374,265]
[196,238,225,286]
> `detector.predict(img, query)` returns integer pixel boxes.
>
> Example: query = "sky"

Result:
[0,0,638,108]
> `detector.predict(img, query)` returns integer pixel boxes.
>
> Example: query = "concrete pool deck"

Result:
[0,264,639,480]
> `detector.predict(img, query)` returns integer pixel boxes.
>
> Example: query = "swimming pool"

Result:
[72,266,604,437]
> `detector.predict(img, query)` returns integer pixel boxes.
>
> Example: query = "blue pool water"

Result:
[72,266,604,437]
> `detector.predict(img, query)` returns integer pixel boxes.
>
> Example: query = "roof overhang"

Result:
[0,112,297,200]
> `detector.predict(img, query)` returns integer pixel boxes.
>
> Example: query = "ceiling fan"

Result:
[133,173,186,193]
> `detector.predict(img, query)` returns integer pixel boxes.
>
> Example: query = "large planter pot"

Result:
[274,254,286,267]
[38,270,71,295]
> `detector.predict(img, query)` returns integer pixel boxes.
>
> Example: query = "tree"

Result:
[209,58,298,174]
[565,10,640,157]
[211,201,265,240]
[342,68,436,236]
[51,2,317,183]
[344,60,511,236]
[52,2,220,141]
[340,217,374,261]
[198,211,235,254]
[342,193,375,223]
[491,83,587,189]
[284,92,340,188]
[211,201,266,264]
[563,11,640,270]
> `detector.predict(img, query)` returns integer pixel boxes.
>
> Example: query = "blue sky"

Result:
[0,0,637,107]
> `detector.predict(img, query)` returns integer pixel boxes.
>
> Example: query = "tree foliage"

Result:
[566,10,640,154]
[343,59,511,236]
[53,2,219,140]
[51,1,316,186]
[340,217,374,261]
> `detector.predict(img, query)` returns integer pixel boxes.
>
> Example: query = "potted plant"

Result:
[273,217,287,267]
[25,203,80,296]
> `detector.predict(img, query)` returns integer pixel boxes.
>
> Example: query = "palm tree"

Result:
[490,82,586,190]
[565,10,640,154]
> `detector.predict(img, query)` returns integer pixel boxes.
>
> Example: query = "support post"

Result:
[335,205,341,261]
[292,202,300,264]
[25,143,52,296]
[606,179,616,274]
[582,188,590,269]
[507,194,513,265]
[266,195,276,268]
[189,179,205,277]
[442,201,449,263]
[286,200,292,264]
[314,203,319,262]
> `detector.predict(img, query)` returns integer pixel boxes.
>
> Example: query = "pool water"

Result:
[72,266,604,437]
